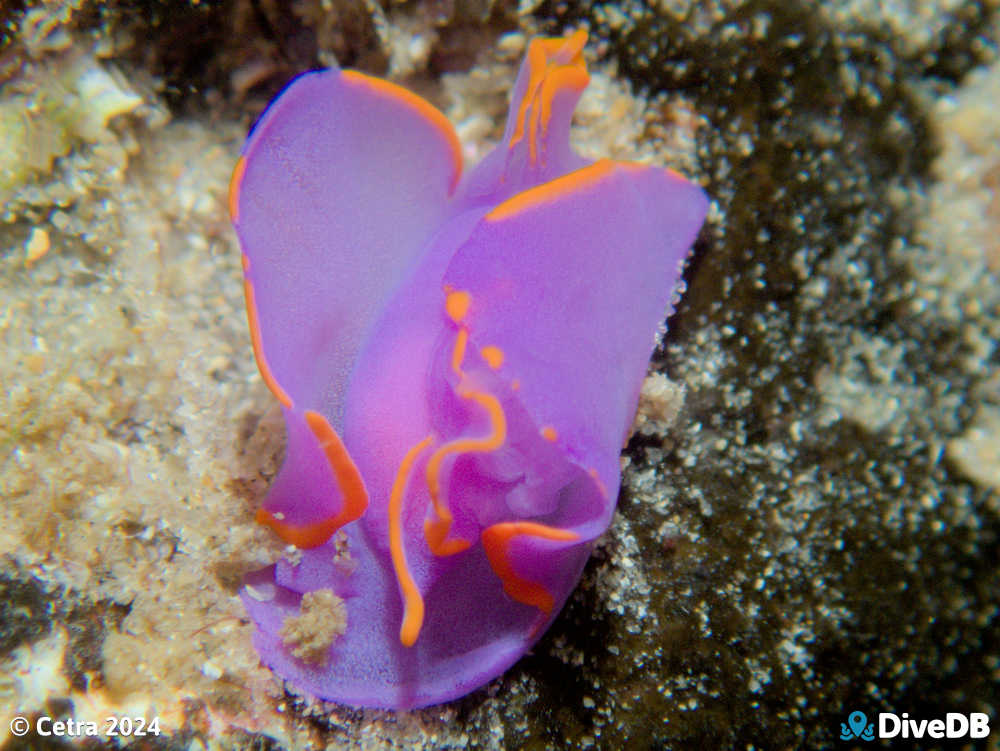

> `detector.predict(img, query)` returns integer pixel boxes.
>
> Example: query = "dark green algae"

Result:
[485,2,999,749]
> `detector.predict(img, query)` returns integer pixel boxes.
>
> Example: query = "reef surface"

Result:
[0,1,997,748]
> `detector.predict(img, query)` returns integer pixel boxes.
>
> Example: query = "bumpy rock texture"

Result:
[1,0,997,749]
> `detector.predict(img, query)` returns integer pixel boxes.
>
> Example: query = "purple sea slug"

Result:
[230,30,708,709]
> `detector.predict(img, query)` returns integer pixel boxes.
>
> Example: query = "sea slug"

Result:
[230,29,708,709]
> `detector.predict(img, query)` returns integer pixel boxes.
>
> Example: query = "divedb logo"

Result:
[839,710,991,741]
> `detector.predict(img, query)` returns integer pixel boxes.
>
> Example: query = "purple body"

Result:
[230,30,708,709]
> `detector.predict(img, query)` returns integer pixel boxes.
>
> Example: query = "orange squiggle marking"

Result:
[486,160,620,222]
[304,410,369,519]
[388,434,435,647]
[450,327,468,376]
[587,467,608,498]
[256,411,368,548]
[424,388,505,556]
[341,70,462,194]
[508,30,588,165]
[541,426,558,442]
[508,43,547,153]
[242,256,293,408]
[229,156,246,222]
[481,522,580,613]
[537,64,589,144]
[481,345,504,370]
[423,290,508,556]
[255,509,336,549]
[445,289,471,322]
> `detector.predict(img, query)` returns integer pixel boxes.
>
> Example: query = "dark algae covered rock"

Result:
[505,1,999,748]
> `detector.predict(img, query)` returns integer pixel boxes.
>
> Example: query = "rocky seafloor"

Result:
[1,1,998,749]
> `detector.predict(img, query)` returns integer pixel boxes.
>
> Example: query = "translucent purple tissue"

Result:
[230,30,708,709]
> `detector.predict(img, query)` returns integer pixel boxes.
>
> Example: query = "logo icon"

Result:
[841,711,875,741]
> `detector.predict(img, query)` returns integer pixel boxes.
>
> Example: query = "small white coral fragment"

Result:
[20,4,74,56]
[73,64,144,142]
[24,227,51,266]
[244,582,276,602]
[200,660,224,681]
[283,544,302,567]
[279,589,347,664]
[1,2,160,224]
[632,372,686,437]
[0,628,70,747]
[946,406,1000,491]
